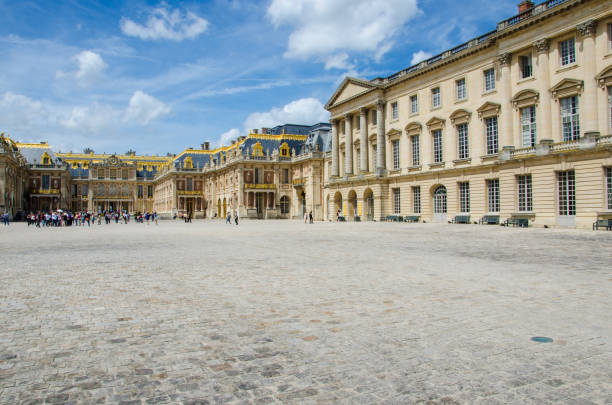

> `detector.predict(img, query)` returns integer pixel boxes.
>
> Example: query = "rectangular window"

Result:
[82,184,88,196]
[609,23,612,50]
[457,123,469,159]
[484,68,495,92]
[433,129,443,163]
[356,116,360,130]
[110,169,117,179]
[561,96,580,141]
[391,102,398,120]
[147,185,153,198]
[42,175,50,189]
[393,188,401,214]
[137,185,143,198]
[282,168,289,184]
[456,78,466,100]
[560,38,575,66]
[392,139,400,169]
[485,116,499,155]
[371,109,377,125]
[607,167,612,210]
[487,179,500,213]
[558,170,576,216]
[72,184,77,197]
[98,169,104,180]
[517,175,533,212]
[432,87,440,108]
[122,169,128,180]
[412,186,421,214]
[609,87,612,133]
[520,54,532,78]
[521,106,537,147]
[459,182,470,213]
[410,95,418,114]
[254,168,260,184]
[186,178,193,191]
[411,135,420,166]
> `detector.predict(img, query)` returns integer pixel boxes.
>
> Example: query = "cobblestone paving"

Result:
[1,220,611,405]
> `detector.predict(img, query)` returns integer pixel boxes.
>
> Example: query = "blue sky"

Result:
[0,0,519,155]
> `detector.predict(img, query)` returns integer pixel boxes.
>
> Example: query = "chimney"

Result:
[518,0,534,13]
[253,129,259,134]
[261,127,269,134]
[201,141,210,150]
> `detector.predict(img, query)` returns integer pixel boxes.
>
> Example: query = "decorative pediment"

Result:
[251,141,263,156]
[449,109,472,125]
[596,65,612,89]
[550,78,583,100]
[279,142,290,157]
[41,152,52,165]
[105,155,121,166]
[386,128,402,140]
[512,89,539,109]
[405,122,422,136]
[477,102,501,119]
[426,116,445,130]
[183,156,193,169]
[325,77,379,109]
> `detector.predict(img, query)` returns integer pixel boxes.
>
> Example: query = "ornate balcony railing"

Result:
[244,183,276,190]
[177,190,203,196]
[497,0,570,30]
[31,188,60,195]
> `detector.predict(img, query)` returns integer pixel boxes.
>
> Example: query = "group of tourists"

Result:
[1,212,9,226]
[225,210,239,225]
[23,210,159,227]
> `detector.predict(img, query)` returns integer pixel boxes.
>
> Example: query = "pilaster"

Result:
[359,107,368,172]
[577,20,598,133]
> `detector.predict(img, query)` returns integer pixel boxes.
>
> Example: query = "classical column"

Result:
[331,119,339,177]
[376,100,386,176]
[498,53,514,147]
[359,107,368,172]
[344,114,353,175]
[534,38,552,142]
[577,20,598,134]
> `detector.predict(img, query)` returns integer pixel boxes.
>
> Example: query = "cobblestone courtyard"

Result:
[1,221,611,405]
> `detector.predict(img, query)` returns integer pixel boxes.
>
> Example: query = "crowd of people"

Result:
[22,210,160,227]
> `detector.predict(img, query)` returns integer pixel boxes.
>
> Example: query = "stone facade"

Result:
[324,0,612,229]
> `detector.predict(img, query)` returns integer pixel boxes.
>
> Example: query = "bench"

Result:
[452,215,470,224]
[385,215,403,222]
[502,218,529,227]
[404,215,420,223]
[479,215,500,225]
[354,216,361,222]
[593,219,612,230]
[337,216,346,222]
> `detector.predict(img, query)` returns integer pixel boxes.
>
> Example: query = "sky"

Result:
[0,0,520,155]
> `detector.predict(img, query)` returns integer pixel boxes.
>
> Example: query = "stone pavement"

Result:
[0,220,611,405]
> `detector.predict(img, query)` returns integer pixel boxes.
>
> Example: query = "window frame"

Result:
[485,116,499,155]
[559,37,576,66]
[412,186,421,214]
[487,179,500,213]
[411,135,420,166]
[393,188,401,214]
[410,95,418,114]
[519,54,533,79]
[432,87,441,108]
[517,175,533,212]
[392,139,400,170]
[433,129,443,163]
[558,170,576,216]
[560,96,580,141]
[456,78,466,101]
[484,68,495,92]
[459,182,470,213]
[457,123,469,160]
[391,101,399,120]
[606,167,612,210]
[520,106,537,147]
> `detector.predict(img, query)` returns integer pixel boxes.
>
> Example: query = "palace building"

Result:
[0,123,331,221]
[323,0,612,229]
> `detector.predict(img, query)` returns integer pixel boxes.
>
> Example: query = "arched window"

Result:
[280,196,290,214]
[184,157,193,169]
[433,186,447,213]
[279,142,290,157]
[41,152,51,165]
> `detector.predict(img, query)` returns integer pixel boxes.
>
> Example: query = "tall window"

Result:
[521,106,537,147]
[432,87,441,108]
[147,185,153,198]
[254,168,260,184]
[433,129,443,163]
[82,184,88,196]
[457,123,469,159]
[607,167,612,210]
[558,170,576,216]
[186,178,193,191]
[433,186,447,213]
[280,196,289,214]
[456,78,466,100]
[72,184,77,197]
[485,116,499,155]
[392,139,400,169]
[137,185,143,198]
[282,168,289,184]
[484,68,495,92]
[517,175,533,212]
[411,135,420,166]
[371,110,377,125]
[412,186,421,214]
[487,179,500,213]
[561,96,580,141]
[560,38,575,66]
[393,188,401,214]
[98,169,104,179]
[459,182,470,213]
[110,169,117,179]
[391,102,398,120]
[520,54,532,78]
[609,23,612,51]
[42,175,50,189]
[608,87,612,133]
[410,95,418,114]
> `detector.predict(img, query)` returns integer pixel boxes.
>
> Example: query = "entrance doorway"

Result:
[186,199,194,216]
[300,191,306,217]
[433,185,447,222]
[256,193,264,219]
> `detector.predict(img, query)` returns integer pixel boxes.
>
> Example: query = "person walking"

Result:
[309,210,313,224]
[226,211,231,224]
[303,211,308,224]
[234,210,239,226]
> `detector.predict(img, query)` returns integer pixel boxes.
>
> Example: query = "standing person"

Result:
[309,211,313,224]
[188,211,192,223]
[336,209,341,222]
[154,211,158,225]
[234,210,239,226]
[226,211,231,224]
[304,211,308,223]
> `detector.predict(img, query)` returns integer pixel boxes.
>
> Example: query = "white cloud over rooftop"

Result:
[120,4,208,41]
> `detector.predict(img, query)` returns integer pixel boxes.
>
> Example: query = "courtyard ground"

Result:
[0,220,611,405]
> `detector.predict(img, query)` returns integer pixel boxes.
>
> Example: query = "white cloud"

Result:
[410,50,432,65]
[267,0,418,68]
[0,92,51,132]
[60,102,119,133]
[217,128,240,147]
[56,50,107,86]
[123,90,170,125]
[243,97,329,132]
[120,4,208,41]
[324,53,352,70]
